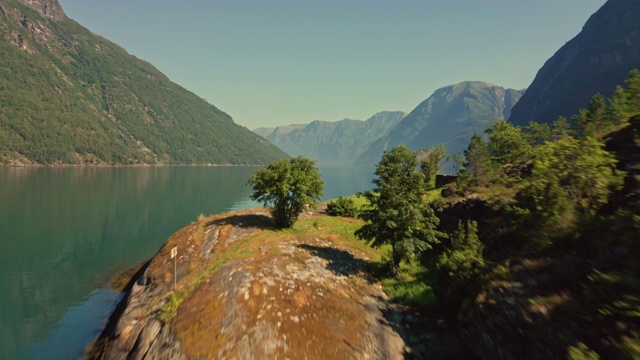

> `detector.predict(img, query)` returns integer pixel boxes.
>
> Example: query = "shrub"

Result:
[327,196,358,217]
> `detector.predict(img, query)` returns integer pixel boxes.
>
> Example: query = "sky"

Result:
[57,0,607,129]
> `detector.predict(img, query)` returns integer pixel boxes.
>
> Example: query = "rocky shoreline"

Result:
[85,208,471,359]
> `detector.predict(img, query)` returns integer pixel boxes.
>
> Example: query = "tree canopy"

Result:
[356,145,445,269]
[248,157,324,228]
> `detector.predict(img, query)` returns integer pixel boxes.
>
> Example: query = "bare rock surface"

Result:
[88,209,418,360]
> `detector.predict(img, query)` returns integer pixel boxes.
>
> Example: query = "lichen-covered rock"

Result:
[89,209,410,360]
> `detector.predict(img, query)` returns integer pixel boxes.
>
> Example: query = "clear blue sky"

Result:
[58,0,606,129]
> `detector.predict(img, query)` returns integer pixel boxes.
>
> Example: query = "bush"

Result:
[326,196,358,217]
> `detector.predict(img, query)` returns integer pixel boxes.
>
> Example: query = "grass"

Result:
[379,261,438,307]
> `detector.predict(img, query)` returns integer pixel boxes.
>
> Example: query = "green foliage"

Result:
[356,145,446,269]
[381,274,437,307]
[573,93,608,136]
[248,157,324,228]
[326,196,358,218]
[418,144,447,190]
[523,121,552,147]
[567,342,600,360]
[626,69,640,114]
[526,136,623,215]
[436,220,485,308]
[486,121,532,167]
[437,220,485,284]
[462,133,492,187]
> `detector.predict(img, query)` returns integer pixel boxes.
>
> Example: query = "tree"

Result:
[463,133,492,186]
[515,136,624,239]
[248,156,324,228]
[625,69,640,114]
[418,144,447,189]
[573,93,607,136]
[486,121,532,167]
[437,220,485,286]
[529,136,623,214]
[355,145,446,269]
[523,121,551,147]
[608,85,630,125]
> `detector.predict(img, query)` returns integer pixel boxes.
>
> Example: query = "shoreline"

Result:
[83,260,152,360]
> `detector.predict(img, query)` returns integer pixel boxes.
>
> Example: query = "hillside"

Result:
[509,0,640,126]
[255,112,405,165]
[0,0,287,165]
[358,82,523,165]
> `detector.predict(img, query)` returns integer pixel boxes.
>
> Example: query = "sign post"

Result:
[171,246,177,291]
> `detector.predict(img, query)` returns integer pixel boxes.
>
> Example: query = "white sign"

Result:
[171,246,177,259]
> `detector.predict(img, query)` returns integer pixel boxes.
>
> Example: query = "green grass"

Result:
[379,261,438,307]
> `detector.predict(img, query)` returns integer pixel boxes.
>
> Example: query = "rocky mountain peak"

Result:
[508,0,640,126]
[17,0,65,21]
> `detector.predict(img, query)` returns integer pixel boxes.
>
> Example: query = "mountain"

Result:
[0,0,287,165]
[255,111,406,165]
[509,0,640,126]
[358,81,524,165]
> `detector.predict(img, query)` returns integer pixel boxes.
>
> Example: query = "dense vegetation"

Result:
[0,0,287,165]
[334,70,640,359]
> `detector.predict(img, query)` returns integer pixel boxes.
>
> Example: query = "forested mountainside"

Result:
[254,111,405,165]
[509,0,640,126]
[358,82,523,165]
[0,0,287,165]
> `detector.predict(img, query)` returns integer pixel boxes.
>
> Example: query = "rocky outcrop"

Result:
[509,0,640,126]
[89,209,428,359]
[17,0,65,21]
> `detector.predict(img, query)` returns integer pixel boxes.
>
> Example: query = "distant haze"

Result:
[58,0,606,129]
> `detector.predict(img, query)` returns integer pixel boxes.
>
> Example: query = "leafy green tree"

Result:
[486,121,532,168]
[574,93,607,136]
[551,116,572,140]
[523,121,551,147]
[463,133,492,186]
[530,136,623,214]
[608,85,630,125]
[514,136,624,241]
[418,144,447,189]
[356,145,446,269]
[248,156,324,228]
[625,69,640,114]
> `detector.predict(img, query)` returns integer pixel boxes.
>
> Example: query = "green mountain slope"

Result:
[509,0,640,126]
[0,0,287,165]
[254,111,406,165]
[358,81,523,165]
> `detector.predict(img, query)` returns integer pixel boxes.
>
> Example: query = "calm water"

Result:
[0,165,373,360]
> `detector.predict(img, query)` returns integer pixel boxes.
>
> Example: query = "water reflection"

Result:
[0,165,373,359]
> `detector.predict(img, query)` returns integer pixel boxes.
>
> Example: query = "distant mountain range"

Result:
[256,82,523,167]
[254,112,406,165]
[509,0,640,126]
[357,82,524,165]
[0,0,287,165]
